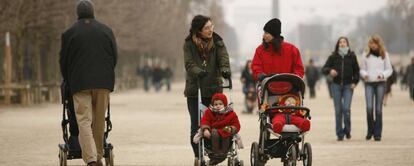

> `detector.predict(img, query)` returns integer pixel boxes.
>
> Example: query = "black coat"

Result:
[322,51,360,85]
[60,18,117,94]
[305,65,320,84]
[241,68,255,87]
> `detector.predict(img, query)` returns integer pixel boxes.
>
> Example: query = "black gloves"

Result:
[198,70,231,79]
[197,70,208,78]
[258,73,266,81]
[222,70,231,79]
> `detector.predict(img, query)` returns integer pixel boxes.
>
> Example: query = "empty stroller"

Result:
[195,78,244,166]
[58,82,114,166]
[250,74,312,166]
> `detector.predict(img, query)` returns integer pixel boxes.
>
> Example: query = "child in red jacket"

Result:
[200,93,240,165]
[271,94,310,134]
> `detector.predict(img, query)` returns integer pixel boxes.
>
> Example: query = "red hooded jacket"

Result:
[251,41,304,80]
[200,108,241,138]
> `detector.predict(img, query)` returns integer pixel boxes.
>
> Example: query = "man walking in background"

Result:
[406,57,414,101]
[59,0,117,165]
[305,59,320,98]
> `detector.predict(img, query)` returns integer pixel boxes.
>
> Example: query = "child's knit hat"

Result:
[211,93,228,106]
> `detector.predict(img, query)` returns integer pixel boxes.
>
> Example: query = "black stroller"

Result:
[58,82,114,166]
[250,74,312,166]
[196,78,244,166]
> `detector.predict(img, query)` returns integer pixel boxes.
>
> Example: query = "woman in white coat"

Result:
[360,34,393,141]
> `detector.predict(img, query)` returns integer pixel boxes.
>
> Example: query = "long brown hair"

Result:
[366,34,387,59]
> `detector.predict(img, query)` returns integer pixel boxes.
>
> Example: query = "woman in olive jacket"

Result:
[183,15,231,164]
[322,36,360,141]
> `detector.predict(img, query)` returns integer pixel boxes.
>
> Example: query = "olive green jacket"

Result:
[183,33,231,97]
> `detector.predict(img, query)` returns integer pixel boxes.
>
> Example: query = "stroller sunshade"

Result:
[267,81,292,95]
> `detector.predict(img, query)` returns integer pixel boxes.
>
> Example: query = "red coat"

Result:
[200,108,241,138]
[251,41,304,80]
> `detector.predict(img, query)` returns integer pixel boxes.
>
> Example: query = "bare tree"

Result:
[0,0,232,104]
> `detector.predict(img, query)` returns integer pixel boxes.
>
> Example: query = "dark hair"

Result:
[334,36,350,54]
[244,60,252,71]
[262,37,282,53]
[189,15,211,37]
[309,59,314,63]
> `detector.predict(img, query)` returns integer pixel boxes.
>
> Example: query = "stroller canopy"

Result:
[261,73,305,96]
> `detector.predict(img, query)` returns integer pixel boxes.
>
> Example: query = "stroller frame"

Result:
[58,84,114,166]
[250,74,312,166]
[196,78,244,166]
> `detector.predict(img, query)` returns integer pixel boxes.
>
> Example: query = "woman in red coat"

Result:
[251,18,309,134]
[251,18,304,80]
[200,93,240,165]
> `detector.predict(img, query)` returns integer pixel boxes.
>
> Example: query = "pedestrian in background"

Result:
[322,36,360,141]
[163,65,174,91]
[152,63,164,91]
[240,60,255,113]
[305,59,320,99]
[360,34,393,141]
[138,62,152,92]
[383,64,397,106]
[406,57,414,101]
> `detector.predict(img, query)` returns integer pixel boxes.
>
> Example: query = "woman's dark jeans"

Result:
[364,82,386,139]
[331,83,354,139]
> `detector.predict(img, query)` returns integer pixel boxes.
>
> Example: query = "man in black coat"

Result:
[407,57,414,101]
[59,1,117,165]
[305,59,320,98]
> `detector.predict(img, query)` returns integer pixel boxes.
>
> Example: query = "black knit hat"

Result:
[77,0,95,19]
[190,15,211,34]
[263,18,281,38]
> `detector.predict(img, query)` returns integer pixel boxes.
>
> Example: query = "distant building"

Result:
[295,23,332,64]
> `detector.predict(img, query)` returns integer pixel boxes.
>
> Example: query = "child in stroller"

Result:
[271,92,310,134]
[251,74,312,166]
[193,93,242,166]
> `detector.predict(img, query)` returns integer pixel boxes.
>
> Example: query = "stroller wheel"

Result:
[105,148,114,166]
[250,142,264,166]
[58,148,67,166]
[302,143,312,166]
[237,160,244,166]
[227,157,235,166]
[283,145,297,166]
[227,157,238,166]
[197,159,207,166]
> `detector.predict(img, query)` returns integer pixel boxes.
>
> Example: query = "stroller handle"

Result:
[221,77,232,89]
[265,106,311,116]
[201,77,233,90]
[266,106,310,112]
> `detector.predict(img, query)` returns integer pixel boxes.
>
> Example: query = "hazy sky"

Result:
[222,0,388,57]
